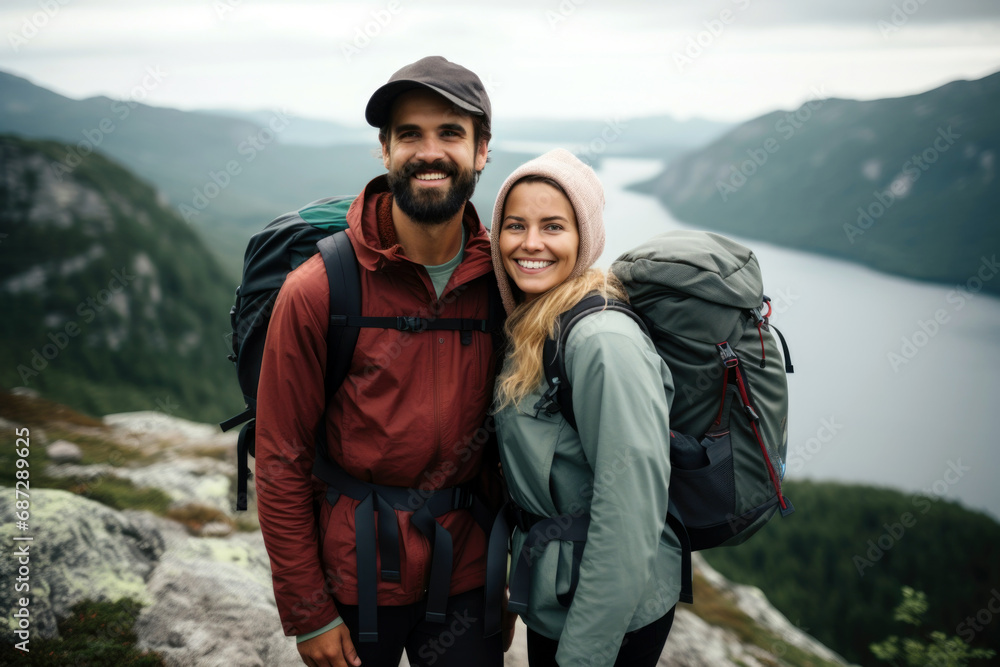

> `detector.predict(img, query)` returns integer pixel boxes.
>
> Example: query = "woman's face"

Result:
[499,181,579,302]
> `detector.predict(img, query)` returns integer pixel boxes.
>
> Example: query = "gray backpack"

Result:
[538,230,794,551]
[504,230,795,613]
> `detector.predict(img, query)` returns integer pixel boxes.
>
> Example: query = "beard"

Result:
[386,159,478,226]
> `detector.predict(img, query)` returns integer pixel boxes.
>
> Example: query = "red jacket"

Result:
[255,176,499,636]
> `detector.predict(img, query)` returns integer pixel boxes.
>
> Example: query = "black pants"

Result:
[526,606,676,667]
[335,587,502,667]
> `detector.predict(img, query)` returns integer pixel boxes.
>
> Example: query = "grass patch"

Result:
[163,502,260,534]
[166,503,233,533]
[0,390,104,428]
[689,571,761,645]
[43,425,148,467]
[1,429,170,514]
[75,477,173,514]
[0,431,60,489]
[0,598,165,666]
[184,445,231,461]
[35,475,173,514]
[688,571,844,667]
[234,514,260,532]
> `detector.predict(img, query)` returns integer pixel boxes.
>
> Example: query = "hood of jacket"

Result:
[346,174,494,280]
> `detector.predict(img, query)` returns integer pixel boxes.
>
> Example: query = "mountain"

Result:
[0,71,729,280]
[198,108,733,154]
[0,70,383,278]
[0,71,540,279]
[632,71,1000,294]
[0,390,848,667]
[0,134,243,423]
[197,108,373,146]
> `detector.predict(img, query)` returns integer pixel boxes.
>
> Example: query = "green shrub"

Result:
[871,587,996,666]
[0,598,164,666]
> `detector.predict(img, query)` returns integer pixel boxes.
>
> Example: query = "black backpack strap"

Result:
[329,314,492,334]
[537,294,643,431]
[323,256,502,347]
[313,452,505,641]
[531,295,695,606]
[507,504,591,615]
[770,324,794,374]
[667,501,694,604]
[221,404,257,512]
[234,419,255,511]
[754,296,794,374]
[317,230,362,399]
[505,498,693,611]
[313,237,509,640]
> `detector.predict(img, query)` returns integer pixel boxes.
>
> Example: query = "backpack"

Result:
[536,230,794,549]
[219,195,503,511]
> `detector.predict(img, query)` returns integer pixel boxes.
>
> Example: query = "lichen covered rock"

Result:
[0,488,164,641]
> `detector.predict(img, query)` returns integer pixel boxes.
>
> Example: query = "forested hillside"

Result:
[702,480,1000,665]
[0,134,241,422]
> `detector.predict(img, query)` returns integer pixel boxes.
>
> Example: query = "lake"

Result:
[592,157,1000,522]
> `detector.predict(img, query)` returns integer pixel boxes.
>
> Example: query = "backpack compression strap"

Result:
[716,341,795,517]
[319,230,501,350]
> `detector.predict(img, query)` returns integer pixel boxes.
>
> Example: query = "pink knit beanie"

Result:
[490,148,606,315]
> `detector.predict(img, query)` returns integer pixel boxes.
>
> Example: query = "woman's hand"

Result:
[297,624,361,667]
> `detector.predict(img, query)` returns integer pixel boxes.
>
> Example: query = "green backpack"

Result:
[537,230,794,549]
[505,230,798,615]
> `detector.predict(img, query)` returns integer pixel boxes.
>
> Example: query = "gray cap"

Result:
[365,56,491,128]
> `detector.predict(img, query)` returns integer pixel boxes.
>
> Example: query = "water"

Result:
[593,157,1000,521]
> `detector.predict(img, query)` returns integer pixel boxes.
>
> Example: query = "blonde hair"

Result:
[493,267,628,413]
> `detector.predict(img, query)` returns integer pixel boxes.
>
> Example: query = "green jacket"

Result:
[495,309,682,666]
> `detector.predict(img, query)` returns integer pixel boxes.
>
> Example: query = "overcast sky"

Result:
[3,0,1000,126]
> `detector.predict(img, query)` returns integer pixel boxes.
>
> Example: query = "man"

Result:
[255,57,511,667]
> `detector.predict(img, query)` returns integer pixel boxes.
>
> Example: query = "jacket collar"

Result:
[346,175,494,283]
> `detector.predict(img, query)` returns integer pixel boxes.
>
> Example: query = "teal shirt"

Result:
[495,309,682,666]
[423,227,466,299]
[296,617,343,643]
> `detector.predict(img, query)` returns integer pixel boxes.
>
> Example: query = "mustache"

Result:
[399,159,459,179]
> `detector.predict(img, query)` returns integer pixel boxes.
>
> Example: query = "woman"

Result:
[490,149,683,666]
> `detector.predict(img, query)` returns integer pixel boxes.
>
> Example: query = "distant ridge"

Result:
[632,71,1000,294]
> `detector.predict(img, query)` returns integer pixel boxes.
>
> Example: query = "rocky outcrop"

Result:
[694,554,846,665]
[131,517,299,666]
[0,489,163,641]
[45,440,82,463]
[656,556,849,666]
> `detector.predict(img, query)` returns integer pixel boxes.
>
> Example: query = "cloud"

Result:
[2,1,999,124]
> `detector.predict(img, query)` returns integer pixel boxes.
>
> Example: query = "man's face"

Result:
[381,89,489,225]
